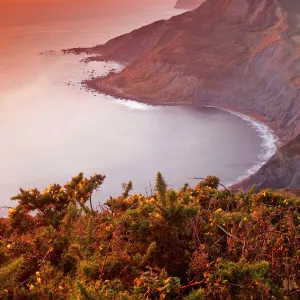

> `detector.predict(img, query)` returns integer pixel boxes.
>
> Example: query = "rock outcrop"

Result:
[234,134,300,191]
[174,0,205,10]
[76,0,300,142]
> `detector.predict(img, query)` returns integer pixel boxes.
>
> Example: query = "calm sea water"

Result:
[0,0,275,208]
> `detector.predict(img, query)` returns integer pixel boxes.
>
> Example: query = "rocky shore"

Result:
[234,134,300,191]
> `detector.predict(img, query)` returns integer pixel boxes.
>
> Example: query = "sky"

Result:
[0,0,135,3]
[0,0,161,8]
[0,0,163,23]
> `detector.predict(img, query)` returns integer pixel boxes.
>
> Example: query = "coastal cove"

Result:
[1,1,299,298]
[0,0,276,210]
[79,55,279,185]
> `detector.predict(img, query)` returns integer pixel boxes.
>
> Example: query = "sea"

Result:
[0,0,277,209]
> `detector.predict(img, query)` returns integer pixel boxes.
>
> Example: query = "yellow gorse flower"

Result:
[36,271,40,277]
[105,225,112,231]
[8,208,16,215]
[7,244,11,249]
[37,277,41,284]
[29,284,34,291]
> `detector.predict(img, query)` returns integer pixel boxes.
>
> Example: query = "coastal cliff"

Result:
[174,0,205,9]
[235,134,300,191]
[75,0,300,142]
[67,0,300,191]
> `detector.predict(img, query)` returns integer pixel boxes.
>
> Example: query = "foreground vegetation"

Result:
[0,172,299,299]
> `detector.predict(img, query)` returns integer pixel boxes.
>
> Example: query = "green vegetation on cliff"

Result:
[0,173,299,299]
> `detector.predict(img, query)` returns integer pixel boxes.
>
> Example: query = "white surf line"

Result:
[203,105,279,185]
[115,98,161,111]
[77,55,278,179]
[73,55,159,111]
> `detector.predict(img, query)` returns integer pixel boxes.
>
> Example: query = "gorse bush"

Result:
[0,172,299,299]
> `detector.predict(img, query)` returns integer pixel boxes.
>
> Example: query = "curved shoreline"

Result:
[80,57,281,187]
[202,105,279,185]
[98,92,279,186]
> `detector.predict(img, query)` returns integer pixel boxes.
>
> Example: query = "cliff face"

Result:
[80,0,300,142]
[234,134,300,191]
[174,0,205,9]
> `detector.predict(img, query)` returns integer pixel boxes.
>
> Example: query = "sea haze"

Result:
[0,0,275,208]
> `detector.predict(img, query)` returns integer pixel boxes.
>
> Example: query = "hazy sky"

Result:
[0,0,164,8]
[0,0,143,3]
[0,0,167,22]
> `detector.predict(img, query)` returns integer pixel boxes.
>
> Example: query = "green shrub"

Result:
[0,173,298,299]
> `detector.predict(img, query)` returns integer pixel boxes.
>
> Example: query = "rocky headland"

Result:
[68,0,300,191]
[70,0,300,142]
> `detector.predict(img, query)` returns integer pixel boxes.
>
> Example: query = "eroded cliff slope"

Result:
[234,134,300,191]
[79,0,300,141]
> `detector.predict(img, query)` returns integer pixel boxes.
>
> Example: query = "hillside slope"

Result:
[234,134,300,191]
[75,0,300,142]
[71,20,166,64]
[174,0,205,9]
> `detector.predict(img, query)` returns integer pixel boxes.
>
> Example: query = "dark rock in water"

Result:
[233,134,300,191]
[40,50,57,56]
[174,0,205,10]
